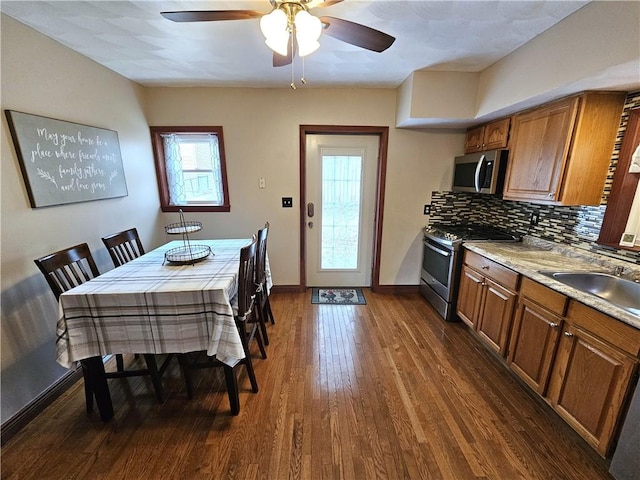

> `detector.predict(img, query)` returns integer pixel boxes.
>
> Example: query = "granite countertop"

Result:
[463,236,640,330]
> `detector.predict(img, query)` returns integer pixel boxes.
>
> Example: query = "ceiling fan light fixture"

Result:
[294,10,322,57]
[260,8,289,55]
[265,35,290,57]
[297,38,319,57]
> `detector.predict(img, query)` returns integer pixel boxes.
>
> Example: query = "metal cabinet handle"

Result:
[549,323,558,329]
[564,331,574,337]
[482,265,489,270]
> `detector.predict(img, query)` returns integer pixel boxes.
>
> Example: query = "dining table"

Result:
[56,238,267,420]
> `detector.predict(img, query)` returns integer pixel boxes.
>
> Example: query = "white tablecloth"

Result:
[56,238,261,368]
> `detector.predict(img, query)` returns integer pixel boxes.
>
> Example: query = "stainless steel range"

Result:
[420,223,519,321]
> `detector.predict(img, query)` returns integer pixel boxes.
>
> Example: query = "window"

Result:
[623,183,640,246]
[150,126,230,212]
[321,152,363,270]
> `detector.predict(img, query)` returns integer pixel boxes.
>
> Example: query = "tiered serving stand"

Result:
[163,210,211,264]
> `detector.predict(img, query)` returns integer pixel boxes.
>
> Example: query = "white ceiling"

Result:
[1,0,594,88]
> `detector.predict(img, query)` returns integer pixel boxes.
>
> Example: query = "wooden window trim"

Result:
[150,126,230,213]
[597,108,640,251]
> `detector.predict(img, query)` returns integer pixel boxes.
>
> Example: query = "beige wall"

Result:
[395,2,640,127]
[144,87,462,286]
[476,1,640,117]
[1,15,162,422]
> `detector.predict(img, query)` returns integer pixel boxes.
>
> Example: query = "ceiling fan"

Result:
[161,0,396,68]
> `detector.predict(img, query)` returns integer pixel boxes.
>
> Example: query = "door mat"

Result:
[311,288,366,305]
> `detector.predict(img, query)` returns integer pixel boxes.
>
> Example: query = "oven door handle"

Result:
[424,241,452,257]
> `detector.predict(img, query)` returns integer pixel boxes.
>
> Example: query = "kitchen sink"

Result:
[539,271,640,317]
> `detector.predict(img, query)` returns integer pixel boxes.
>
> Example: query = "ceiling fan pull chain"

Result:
[290,35,297,90]
[301,56,307,85]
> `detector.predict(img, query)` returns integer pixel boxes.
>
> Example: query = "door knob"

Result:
[308,221,314,229]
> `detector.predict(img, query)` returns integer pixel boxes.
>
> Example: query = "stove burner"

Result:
[424,223,519,245]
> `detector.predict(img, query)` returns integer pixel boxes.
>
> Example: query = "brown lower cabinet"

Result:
[459,252,640,457]
[546,302,640,457]
[457,250,519,356]
[508,278,568,395]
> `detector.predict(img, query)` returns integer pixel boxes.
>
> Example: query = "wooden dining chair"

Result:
[236,234,267,362]
[101,227,145,268]
[34,243,166,412]
[256,222,275,336]
[178,235,265,412]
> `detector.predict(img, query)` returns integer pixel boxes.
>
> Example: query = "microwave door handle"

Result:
[474,154,486,192]
[424,242,452,257]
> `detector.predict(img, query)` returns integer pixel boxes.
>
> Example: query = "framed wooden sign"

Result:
[5,110,128,208]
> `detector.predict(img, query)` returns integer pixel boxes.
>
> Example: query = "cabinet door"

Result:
[464,126,484,153]
[456,265,484,329]
[507,299,562,395]
[547,324,638,456]
[483,118,510,150]
[476,278,516,356]
[503,97,579,203]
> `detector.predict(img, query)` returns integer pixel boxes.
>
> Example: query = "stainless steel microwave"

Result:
[451,149,508,194]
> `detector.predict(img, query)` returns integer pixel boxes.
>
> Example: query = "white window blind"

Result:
[161,133,224,206]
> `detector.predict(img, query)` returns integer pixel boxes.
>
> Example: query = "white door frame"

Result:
[299,125,389,292]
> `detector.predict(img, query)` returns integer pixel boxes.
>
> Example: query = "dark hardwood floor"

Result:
[2,290,613,479]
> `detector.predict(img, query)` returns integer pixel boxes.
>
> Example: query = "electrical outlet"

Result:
[282,197,293,208]
[530,211,539,226]
[259,177,266,189]
[423,204,431,215]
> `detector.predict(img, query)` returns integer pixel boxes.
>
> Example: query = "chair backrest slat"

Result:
[237,235,257,319]
[34,243,100,300]
[256,222,269,288]
[101,228,145,268]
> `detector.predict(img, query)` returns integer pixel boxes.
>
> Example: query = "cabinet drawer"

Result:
[520,277,568,317]
[566,301,640,357]
[463,250,519,290]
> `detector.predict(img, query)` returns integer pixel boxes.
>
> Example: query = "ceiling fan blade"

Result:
[273,51,292,68]
[273,37,297,68]
[161,10,264,22]
[308,0,344,8]
[319,16,395,53]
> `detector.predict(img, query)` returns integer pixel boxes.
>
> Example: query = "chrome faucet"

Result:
[613,266,624,276]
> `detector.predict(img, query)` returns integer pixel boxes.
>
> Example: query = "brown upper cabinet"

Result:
[503,91,626,206]
[464,117,511,153]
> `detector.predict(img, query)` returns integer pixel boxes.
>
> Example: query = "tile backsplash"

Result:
[429,90,640,265]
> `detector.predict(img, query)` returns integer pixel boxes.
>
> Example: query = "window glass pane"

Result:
[161,133,224,205]
[624,182,640,245]
[321,155,362,270]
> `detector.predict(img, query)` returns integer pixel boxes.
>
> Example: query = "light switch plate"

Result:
[282,197,293,208]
